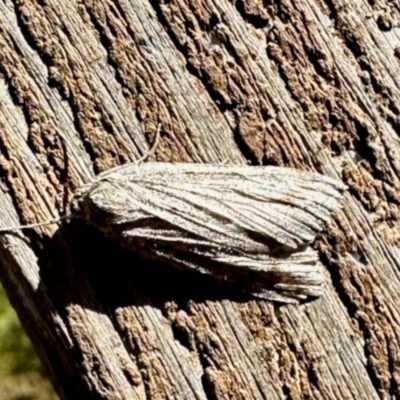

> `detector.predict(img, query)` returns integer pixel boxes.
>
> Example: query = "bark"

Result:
[0,0,399,399]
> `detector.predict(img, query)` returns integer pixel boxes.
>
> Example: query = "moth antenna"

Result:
[136,124,161,164]
[0,214,72,233]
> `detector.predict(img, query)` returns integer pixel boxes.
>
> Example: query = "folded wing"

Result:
[81,163,346,302]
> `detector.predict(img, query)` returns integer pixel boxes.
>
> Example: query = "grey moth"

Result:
[72,162,346,303]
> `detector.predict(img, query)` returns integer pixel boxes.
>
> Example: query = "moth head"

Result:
[71,178,136,225]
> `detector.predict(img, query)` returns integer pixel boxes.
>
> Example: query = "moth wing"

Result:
[133,242,324,302]
[114,163,345,252]
[86,163,345,302]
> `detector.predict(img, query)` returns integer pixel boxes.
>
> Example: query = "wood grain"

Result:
[1,0,399,399]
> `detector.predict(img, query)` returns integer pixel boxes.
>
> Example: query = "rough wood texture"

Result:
[0,0,399,399]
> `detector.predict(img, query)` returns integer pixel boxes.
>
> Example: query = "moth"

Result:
[70,162,346,303]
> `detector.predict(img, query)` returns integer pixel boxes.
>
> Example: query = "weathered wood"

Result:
[0,0,399,399]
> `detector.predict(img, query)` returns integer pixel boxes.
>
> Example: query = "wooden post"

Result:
[0,1,398,399]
